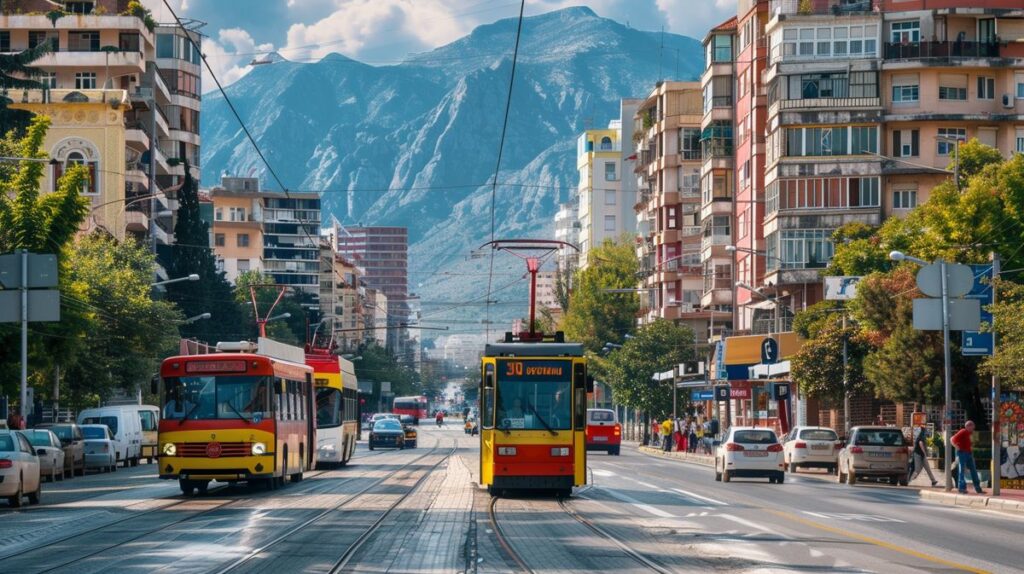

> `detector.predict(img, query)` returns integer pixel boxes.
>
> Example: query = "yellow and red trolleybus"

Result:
[156,346,315,494]
[479,340,588,497]
[306,349,359,467]
[392,395,429,421]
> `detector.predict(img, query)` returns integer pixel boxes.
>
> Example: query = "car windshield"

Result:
[163,375,271,420]
[734,430,777,444]
[81,416,118,434]
[588,410,614,423]
[401,416,415,425]
[375,420,401,430]
[0,435,15,451]
[82,427,107,439]
[855,429,906,447]
[23,431,52,446]
[800,429,838,441]
[316,387,342,429]
[496,361,573,431]
[47,426,75,441]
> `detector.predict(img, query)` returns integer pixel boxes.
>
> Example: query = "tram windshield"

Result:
[496,380,572,431]
[316,387,343,429]
[163,376,272,421]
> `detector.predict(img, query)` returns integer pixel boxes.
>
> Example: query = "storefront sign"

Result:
[691,390,714,401]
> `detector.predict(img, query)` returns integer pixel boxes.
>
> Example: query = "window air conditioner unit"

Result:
[1003,94,1014,109]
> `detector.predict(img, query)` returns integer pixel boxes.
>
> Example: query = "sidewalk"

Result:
[637,444,714,467]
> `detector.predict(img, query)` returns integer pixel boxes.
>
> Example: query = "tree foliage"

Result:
[982,279,1024,388]
[594,319,695,418]
[0,43,51,134]
[561,237,639,353]
[354,343,421,411]
[791,320,870,405]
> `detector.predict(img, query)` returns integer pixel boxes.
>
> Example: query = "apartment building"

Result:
[575,100,640,268]
[632,82,712,338]
[553,200,579,280]
[210,178,263,284]
[699,17,741,337]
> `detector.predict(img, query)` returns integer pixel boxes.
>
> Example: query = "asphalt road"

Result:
[0,424,1018,573]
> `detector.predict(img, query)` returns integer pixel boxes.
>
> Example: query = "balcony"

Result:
[125,208,149,234]
[701,234,731,252]
[769,97,882,118]
[10,88,129,107]
[883,41,1000,62]
[35,50,145,73]
[769,0,874,17]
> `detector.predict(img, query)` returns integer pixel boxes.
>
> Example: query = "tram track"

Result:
[211,436,456,574]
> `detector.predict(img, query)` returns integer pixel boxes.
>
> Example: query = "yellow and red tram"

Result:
[479,341,588,497]
[306,349,359,467]
[156,345,316,494]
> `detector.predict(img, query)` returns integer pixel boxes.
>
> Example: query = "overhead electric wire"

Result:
[485,0,526,341]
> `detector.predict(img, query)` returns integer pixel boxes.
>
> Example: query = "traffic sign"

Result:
[0,290,61,323]
[915,262,973,298]
[963,264,994,356]
[691,390,714,401]
[911,412,927,427]
[912,298,980,331]
[0,252,58,288]
[771,382,790,401]
[714,385,730,402]
[761,337,779,365]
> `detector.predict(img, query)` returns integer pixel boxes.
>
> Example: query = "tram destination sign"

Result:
[498,360,571,381]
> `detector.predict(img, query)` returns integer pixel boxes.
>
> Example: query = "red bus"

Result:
[392,395,428,423]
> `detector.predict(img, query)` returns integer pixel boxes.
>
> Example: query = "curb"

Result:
[637,445,715,467]
[918,488,1024,514]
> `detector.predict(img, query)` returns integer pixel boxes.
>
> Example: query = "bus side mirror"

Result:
[150,375,159,395]
[586,375,595,393]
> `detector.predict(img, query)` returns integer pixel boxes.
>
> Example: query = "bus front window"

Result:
[496,380,572,431]
[316,387,343,428]
[164,376,271,421]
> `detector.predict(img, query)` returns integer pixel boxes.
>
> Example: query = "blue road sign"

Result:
[714,385,730,402]
[761,337,779,365]
[691,390,714,401]
[963,264,993,356]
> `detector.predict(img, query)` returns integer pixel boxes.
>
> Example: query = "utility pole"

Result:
[940,259,953,492]
[842,312,850,438]
[991,252,1001,496]
[20,250,28,425]
[148,92,158,283]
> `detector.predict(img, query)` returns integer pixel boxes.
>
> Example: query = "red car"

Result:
[585,409,621,455]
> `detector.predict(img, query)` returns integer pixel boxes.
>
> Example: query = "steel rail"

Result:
[557,497,673,574]
[487,496,536,574]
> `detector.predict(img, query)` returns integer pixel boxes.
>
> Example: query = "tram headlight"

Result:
[251,442,267,456]
[162,442,177,456]
[497,447,517,456]
[550,447,570,457]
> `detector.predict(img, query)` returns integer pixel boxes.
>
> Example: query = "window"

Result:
[68,31,100,52]
[215,207,224,221]
[1017,129,1024,154]
[0,32,9,53]
[1017,75,1024,99]
[849,72,878,98]
[157,34,175,58]
[893,129,919,157]
[238,259,250,272]
[237,234,250,248]
[851,126,877,154]
[55,151,98,195]
[978,77,996,100]
[75,72,97,90]
[28,31,59,51]
[604,189,616,206]
[65,2,94,13]
[604,215,616,232]
[939,86,967,101]
[892,84,918,103]
[679,128,700,160]
[229,206,246,221]
[766,229,835,270]
[599,136,613,151]
[679,167,700,196]
[848,177,880,207]
[713,34,732,62]
[39,72,56,89]
[215,233,225,247]
[604,162,617,181]
[120,32,141,52]
[891,21,920,44]
[937,128,966,155]
[893,189,917,209]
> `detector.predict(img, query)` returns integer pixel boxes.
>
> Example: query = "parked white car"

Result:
[0,431,42,507]
[715,426,786,484]
[80,424,119,473]
[21,429,66,482]
[78,405,146,467]
[782,426,840,474]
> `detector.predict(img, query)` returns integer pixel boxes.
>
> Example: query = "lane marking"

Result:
[601,488,676,518]
[591,469,616,478]
[670,487,728,506]
[634,480,659,490]
[718,513,777,534]
[803,511,904,523]
[765,508,991,574]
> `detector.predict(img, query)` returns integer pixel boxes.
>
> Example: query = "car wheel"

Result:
[846,469,857,485]
[889,475,899,486]
[9,479,24,508]
[714,460,722,482]
[612,446,621,456]
[898,475,909,487]
[722,468,731,483]
[28,481,41,505]
[76,460,85,477]
[369,443,374,451]
[789,461,797,474]
[837,465,845,483]
[776,472,785,485]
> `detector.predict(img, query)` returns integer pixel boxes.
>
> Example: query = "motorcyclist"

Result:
[435,411,444,427]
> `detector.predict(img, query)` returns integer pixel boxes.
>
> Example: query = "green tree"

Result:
[233,270,313,345]
[561,237,638,353]
[790,320,870,405]
[0,42,51,135]
[59,233,183,406]
[981,279,1024,388]
[595,319,696,418]
[952,138,1004,184]
[355,343,421,409]
[164,160,244,345]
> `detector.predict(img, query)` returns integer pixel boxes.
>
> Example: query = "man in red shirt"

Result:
[950,420,983,494]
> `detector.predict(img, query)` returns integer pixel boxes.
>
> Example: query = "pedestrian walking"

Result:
[950,420,984,494]
[650,419,661,447]
[910,426,938,487]
[695,421,705,455]
[688,418,698,454]
[661,417,674,452]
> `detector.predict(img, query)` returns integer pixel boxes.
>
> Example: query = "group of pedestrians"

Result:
[654,415,716,455]
[906,420,984,494]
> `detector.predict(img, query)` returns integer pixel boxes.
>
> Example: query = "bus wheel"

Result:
[196,480,210,495]
[179,479,196,496]
[291,445,304,482]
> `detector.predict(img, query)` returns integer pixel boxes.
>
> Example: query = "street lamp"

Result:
[890,250,955,492]
[735,281,782,334]
[183,312,211,324]
[151,273,199,287]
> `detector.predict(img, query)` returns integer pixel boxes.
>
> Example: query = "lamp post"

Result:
[890,250,955,491]
[259,312,292,338]
[183,312,211,324]
[734,280,782,335]
[935,135,964,192]
[727,245,788,333]
[151,273,199,288]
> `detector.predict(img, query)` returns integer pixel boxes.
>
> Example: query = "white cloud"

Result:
[203,28,275,87]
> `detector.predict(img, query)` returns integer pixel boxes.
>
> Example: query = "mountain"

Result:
[200,6,703,329]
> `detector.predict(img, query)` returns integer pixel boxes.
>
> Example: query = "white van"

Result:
[77,405,149,467]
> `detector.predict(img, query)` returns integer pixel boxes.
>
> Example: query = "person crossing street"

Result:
[951,420,984,494]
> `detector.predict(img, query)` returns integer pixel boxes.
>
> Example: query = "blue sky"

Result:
[145,1,735,86]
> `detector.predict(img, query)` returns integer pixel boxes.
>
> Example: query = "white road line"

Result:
[591,469,616,477]
[634,480,659,490]
[670,487,729,506]
[809,549,824,558]
[718,513,778,534]
[601,487,677,518]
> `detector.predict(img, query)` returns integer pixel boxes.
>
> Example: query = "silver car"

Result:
[22,429,66,482]
[0,431,42,507]
[80,425,118,473]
